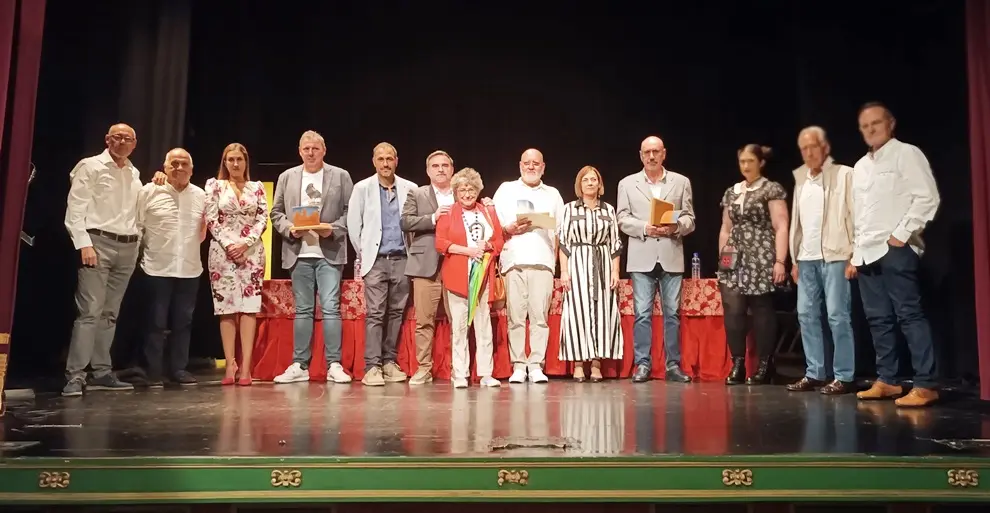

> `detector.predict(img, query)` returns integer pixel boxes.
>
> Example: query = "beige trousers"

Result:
[446,286,493,379]
[504,267,554,371]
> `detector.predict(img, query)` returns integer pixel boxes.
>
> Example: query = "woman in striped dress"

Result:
[558,166,623,382]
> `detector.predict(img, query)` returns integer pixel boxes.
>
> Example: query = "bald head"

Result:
[519,148,546,186]
[163,147,193,189]
[639,136,666,175]
[105,123,137,162]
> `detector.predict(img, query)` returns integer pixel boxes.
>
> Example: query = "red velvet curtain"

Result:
[967,0,990,401]
[0,0,46,411]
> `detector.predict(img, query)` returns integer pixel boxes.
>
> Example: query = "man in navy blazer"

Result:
[270,130,354,385]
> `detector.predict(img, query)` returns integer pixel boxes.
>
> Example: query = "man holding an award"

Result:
[616,136,696,383]
[271,130,354,384]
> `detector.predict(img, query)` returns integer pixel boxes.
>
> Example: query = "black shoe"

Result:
[786,377,825,392]
[172,370,198,386]
[631,364,651,383]
[665,367,691,383]
[746,357,774,385]
[725,357,746,385]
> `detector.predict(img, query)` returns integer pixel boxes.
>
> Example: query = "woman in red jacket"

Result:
[435,167,505,388]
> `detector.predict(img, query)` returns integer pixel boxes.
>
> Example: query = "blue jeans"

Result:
[631,264,682,370]
[291,258,342,368]
[796,260,855,382]
[857,244,937,389]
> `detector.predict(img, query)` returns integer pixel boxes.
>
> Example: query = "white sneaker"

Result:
[480,376,501,387]
[273,363,310,384]
[528,368,549,383]
[453,377,469,388]
[508,369,527,384]
[326,362,352,383]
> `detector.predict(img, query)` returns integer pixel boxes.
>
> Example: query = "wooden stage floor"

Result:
[1,377,989,505]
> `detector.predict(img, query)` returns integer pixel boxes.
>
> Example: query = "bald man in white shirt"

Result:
[851,102,940,407]
[62,123,143,397]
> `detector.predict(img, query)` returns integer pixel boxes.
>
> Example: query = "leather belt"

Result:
[377,252,406,261]
[87,228,139,244]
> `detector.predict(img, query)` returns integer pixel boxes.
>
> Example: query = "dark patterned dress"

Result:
[716,179,787,296]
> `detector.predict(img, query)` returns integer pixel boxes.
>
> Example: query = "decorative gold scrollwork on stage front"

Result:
[497,469,529,487]
[38,471,71,489]
[948,469,979,487]
[270,469,302,488]
[721,469,753,487]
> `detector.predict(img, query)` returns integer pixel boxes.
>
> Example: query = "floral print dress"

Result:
[716,178,787,296]
[205,178,269,315]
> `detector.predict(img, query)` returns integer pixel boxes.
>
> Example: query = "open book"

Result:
[649,198,681,225]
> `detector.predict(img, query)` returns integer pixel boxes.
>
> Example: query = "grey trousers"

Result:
[65,234,138,381]
[363,254,410,370]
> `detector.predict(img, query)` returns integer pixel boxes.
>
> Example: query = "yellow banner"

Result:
[263,181,274,279]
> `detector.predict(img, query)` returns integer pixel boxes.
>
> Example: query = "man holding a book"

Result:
[616,136,696,383]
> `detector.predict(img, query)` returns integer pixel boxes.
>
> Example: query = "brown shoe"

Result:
[820,380,856,395]
[894,387,938,407]
[856,381,903,400]
[786,377,825,392]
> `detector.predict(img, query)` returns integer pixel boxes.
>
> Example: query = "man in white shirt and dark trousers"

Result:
[493,148,565,384]
[137,148,206,387]
[271,131,354,385]
[852,102,941,407]
[786,127,857,395]
[62,124,143,396]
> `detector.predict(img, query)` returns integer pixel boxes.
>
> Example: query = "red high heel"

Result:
[221,361,239,386]
[237,362,252,386]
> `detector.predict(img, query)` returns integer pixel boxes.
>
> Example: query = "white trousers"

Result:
[447,286,493,379]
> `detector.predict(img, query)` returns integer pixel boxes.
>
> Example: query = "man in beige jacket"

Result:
[785,126,858,395]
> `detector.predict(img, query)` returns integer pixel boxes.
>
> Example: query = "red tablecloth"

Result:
[251,278,755,382]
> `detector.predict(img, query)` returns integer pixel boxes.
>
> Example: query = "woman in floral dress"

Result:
[717,144,789,386]
[205,142,269,386]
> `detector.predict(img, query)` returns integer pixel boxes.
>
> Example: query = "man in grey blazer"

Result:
[270,130,354,385]
[400,150,455,385]
[616,135,696,383]
[347,142,418,386]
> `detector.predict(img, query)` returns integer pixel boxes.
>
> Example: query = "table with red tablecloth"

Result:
[251,278,757,382]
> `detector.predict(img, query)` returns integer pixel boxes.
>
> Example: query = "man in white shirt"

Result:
[271,131,354,385]
[400,150,455,385]
[136,148,206,387]
[785,127,857,396]
[62,123,143,396]
[492,148,565,384]
[851,102,941,407]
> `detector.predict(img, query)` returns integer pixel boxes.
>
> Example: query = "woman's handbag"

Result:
[718,246,739,271]
[482,204,507,307]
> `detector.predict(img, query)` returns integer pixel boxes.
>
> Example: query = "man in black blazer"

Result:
[400,150,456,385]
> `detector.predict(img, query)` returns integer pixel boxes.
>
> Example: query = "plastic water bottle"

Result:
[691,253,701,280]
[354,256,362,282]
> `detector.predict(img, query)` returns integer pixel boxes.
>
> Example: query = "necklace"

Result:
[462,209,485,243]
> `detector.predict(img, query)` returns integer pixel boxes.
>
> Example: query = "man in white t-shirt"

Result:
[136,148,207,387]
[492,148,565,384]
[271,130,354,384]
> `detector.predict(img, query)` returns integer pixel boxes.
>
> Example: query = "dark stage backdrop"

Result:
[9,0,976,387]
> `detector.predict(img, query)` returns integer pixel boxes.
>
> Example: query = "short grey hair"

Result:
[797,125,829,146]
[451,167,483,194]
[299,130,325,149]
[165,147,193,166]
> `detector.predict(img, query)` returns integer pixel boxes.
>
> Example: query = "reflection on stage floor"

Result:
[2,379,988,459]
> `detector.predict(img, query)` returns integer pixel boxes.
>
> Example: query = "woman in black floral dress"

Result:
[717,144,790,386]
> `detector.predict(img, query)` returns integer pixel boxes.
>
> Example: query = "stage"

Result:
[0,377,989,506]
